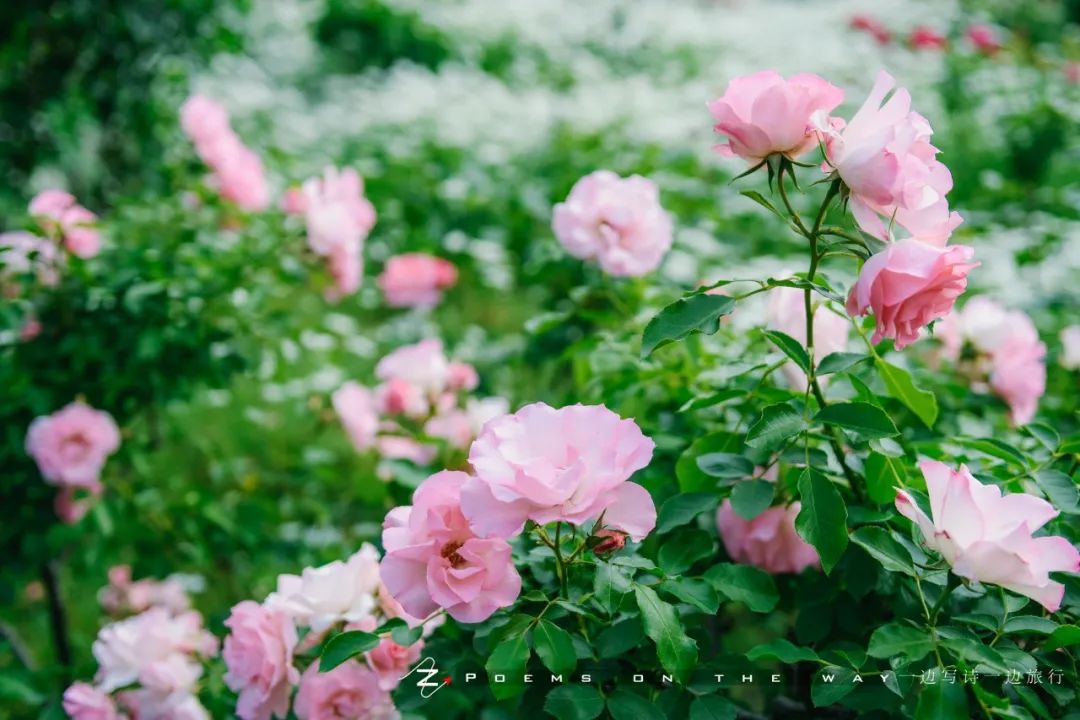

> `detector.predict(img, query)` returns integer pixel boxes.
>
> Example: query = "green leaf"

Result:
[746,403,805,451]
[795,469,848,574]
[811,666,858,707]
[867,622,934,662]
[372,617,408,635]
[697,452,756,479]
[864,452,906,505]
[597,617,644,658]
[704,563,779,613]
[660,577,720,614]
[634,584,699,683]
[486,629,532,700]
[319,630,380,672]
[1034,469,1080,515]
[817,352,870,375]
[642,294,736,357]
[915,680,968,720]
[544,685,604,720]
[876,359,938,428]
[676,432,744,492]
[763,329,811,374]
[740,190,785,218]
[955,438,1029,467]
[730,479,774,520]
[607,689,665,720]
[656,493,720,534]
[658,529,715,574]
[0,675,44,705]
[594,562,632,614]
[746,638,821,663]
[1003,616,1058,635]
[1024,422,1059,452]
[689,695,739,720]
[1043,625,1080,650]
[534,620,576,677]
[815,402,898,440]
[850,526,916,576]
[390,624,423,647]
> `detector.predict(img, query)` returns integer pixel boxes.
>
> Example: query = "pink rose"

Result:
[446,362,478,392]
[26,401,121,488]
[377,253,458,308]
[708,71,844,163]
[766,285,848,389]
[92,608,214,694]
[896,461,1079,611]
[552,170,673,277]
[1061,325,1080,370]
[265,544,381,633]
[375,339,451,399]
[374,435,437,466]
[461,402,656,540]
[989,333,1046,426]
[374,378,428,418]
[28,190,101,258]
[967,24,1002,55]
[1065,61,1080,85]
[1,230,61,287]
[120,689,210,720]
[716,500,820,574]
[281,187,307,215]
[294,661,398,720]
[846,239,977,349]
[366,636,423,691]
[425,397,510,450]
[63,683,119,720]
[55,485,102,524]
[215,141,270,211]
[302,166,376,256]
[180,95,231,145]
[815,71,961,244]
[380,471,521,623]
[325,241,363,301]
[99,566,192,616]
[332,382,379,451]
[909,27,948,51]
[223,601,299,720]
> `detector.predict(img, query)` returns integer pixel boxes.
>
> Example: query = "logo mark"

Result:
[402,657,449,699]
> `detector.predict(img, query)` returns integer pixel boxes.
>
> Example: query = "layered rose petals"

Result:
[717,500,820,574]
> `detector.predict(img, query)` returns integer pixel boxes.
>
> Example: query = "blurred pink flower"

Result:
[846,239,977,349]
[425,397,510,450]
[265,544,381,633]
[1,230,61,287]
[717,500,820,574]
[989,333,1046,426]
[302,166,376,256]
[461,402,656,540]
[708,70,843,162]
[26,401,120,488]
[223,601,299,720]
[766,284,848,389]
[967,24,1002,55]
[375,339,451,409]
[325,242,363,301]
[909,26,947,50]
[897,461,1079,611]
[28,190,101,257]
[333,382,379,451]
[99,565,192,616]
[92,607,215,694]
[367,636,423,691]
[280,187,307,215]
[119,689,210,720]
[374,435,437,466]
[377,253,458,308]
[1065,61,1080,85]
[180,95,231,146]
[294,661,398,720]
[63,683,119,720]
[446,362,478,392]
[850,15,892,44]
[215,141,270,211]
[380,470,521,623]
[552,171,673,277]
[55,485,101,524]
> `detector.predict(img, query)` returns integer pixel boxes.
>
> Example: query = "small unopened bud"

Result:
[591,529,628,557]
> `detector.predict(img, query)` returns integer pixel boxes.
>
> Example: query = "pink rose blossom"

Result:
[223,601,299,720]
[380,471,521,623]
[377,253,458,308]
[332,382,379,451]
[92,608,215,694]
[846,239,977,349]
[302,166,376,257]
[294,661,398,720]
[909,27,948,51]
[815,71,961,244]
[1061,325,1080,370]
[766,285,848,389]
[265,544,381,633]
[20,316,43,341]
[708,71,844,162]
[374,435,437,466]
[967,24,1002,54]
[896,461,1079,611]
[461,403,656,540]
[375,339,451,404]
[717,500,820,574]
[214,141,270,211]
[63,683,119,720]
[26,401,121,488]
[989,333,1046,426]
[1,230,61,287]
[99,565,192,616]
[28,190,101,257]
[180,95,231,146]
[446,362,479,392]
[374,378,429,418]
[425,397,510,450]
[552,170,673,277]
[366,636,423,691]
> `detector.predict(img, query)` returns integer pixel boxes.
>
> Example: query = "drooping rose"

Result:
[380,471,521,623]
[377,253,458,308]
[366,636,423,691]
[896,461,1079,611]
[222,601,299,720]
[716,500,820,574]
[265,544,381,633]
[294,661,398,720]
[63,683,119,720]
[765,285,849,389]
[846,239,977,349]
[28,190,101,257]
[708,71,844,163]
[332,382,379,452]
[552,170,673,277]
[461,402,656,540]
[25,401,121,488]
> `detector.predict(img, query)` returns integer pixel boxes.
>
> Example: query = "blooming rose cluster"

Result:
[897,461,1079,611]
[380,403,657,623]
[99,565,193,618]
[25,401,121,524]
[377,252,458,309]
[64,605,218,720]
[28,189,101,258]
[552,170,673,277]
[333,338,509,468]
[180,95,269,211]
[933,297,1047,425]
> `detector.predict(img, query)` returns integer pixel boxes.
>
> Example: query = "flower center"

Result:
[441,541,466,569]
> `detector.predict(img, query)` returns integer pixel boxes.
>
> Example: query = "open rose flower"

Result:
[366,636,423,691]
[63,683,119,720]
[989,332,1046,426]
[294,661,398,720]
[708,70,844,163]
[223,601,299,720]
[374,339,452,417]
[29,190,102,258]
[265,544,381,633]
[380,471,521,623]
[766,285,849,389]
[92,608,215,694]
[377,253,458,308]
[717,500,820,574]
[26,401,121,488]
[896,461,1079,611]
[333,382,379,451]
[846,239,977,349]
[461,402,656,540]
[302,166,376,263]
[552,170,673,277]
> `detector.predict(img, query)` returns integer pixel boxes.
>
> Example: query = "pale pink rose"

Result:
[967,24,1002,54]
[425,397,510,450]
[1060,325,1080,370]
[377,253,458,308]
[302,166,376,257]
[1,230,61,287]
[28,190,102,257]
[121,689,210,720]
[180,95,231,145]
[953,296,1013,355]
[909,26,947,51]
[446,362,478,392]
[294,662,398,720]
[896,461,1079,611]
[374,378,429,418]
[325,241,362,301]
[380,471,521,623]
[63,683,119,720]
[92,608,214,694]
[815,71,961,244]
[551,170,673,277]
[99,565,192,616]
[332,382,379,451]
[367,636,423,691]
[29,189,77,218]
[214,140,269,211]
[26,401,121,488]
[850,15,891,44]
[990,333,1046,426]
[716,500,820,574]
[375,339,451,398]
[708,71,844,162]
[376,582,443,636]
[766,285,848,389]
[55,485,102,524]
[846,239,977,349]
[265,544,381,633]
[461,402,656,540]
[374,436,437,465]
[222,601,299,720]
[281,187,307,215]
